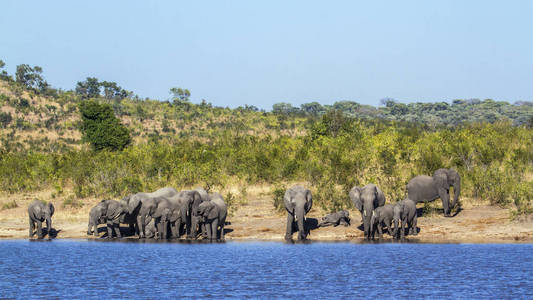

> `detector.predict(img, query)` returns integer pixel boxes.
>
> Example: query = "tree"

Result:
[0,59,10,81]
[78,100,131,151]
[76,77,101,99]
[0,112,12,128]
[300,102,325,116]
[272,102,299,115]
[15,64,47,91]
[169,87,191,105]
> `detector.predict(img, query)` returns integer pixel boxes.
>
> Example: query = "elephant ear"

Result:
[305,189,312,212]
[48,203,55,217]
[207,203,218,219]
[349,187,363,212]
[375,186,386,207]
[128,194,142,214]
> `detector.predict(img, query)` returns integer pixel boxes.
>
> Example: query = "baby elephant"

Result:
[87,201,107,236]
[370,204,395,239]
[393,199,418,239]
[318,210,350,227]
[196,193,227,241]
[28,200,55,239]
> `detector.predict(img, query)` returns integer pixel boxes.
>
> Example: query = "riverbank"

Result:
[1,186,533,243]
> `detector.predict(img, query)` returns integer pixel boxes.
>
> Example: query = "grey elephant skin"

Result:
[166,189,204,239]
[121,187,178,238]
[407,168,460,216]
[151,197,182,239]
[318,210,350,227]
[393,199,418,239]
[349,184,386,240]
[283,185,312,241]
[28,200,55,239]
[191,187,209,238]
[87,201,107,236]
[196,193,227,241]
[101,199,125,239]
[370,204,394,239]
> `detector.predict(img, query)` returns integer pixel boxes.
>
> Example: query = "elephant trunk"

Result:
[370,213,376,238]
[295,204,306,240]
[393,218,399,239]
[46,216,52,237]
[452,179,460,209]
[363,206,372,239]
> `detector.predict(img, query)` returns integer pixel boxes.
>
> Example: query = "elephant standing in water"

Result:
[283,185,312,241]
[28,200,55,239]
[349,184,386,240]
[196,193,227,241]
[407,168,460,217]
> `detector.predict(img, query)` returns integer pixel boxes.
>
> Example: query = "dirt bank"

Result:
[1,187,533,243]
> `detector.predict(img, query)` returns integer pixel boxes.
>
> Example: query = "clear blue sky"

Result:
[1,1,532,109]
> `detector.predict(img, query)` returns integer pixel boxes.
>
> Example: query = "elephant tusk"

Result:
[364,210,366,217]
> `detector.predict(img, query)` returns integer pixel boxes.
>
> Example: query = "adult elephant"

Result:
[196,193,227,241]
[122,187,178,238]
[191,187,210,238]
[151,197,181,239]
[283,185,312,241]
[407,168,460,217]
[166,190,203,239]
[28,200,55,239]
[349,184,386,240]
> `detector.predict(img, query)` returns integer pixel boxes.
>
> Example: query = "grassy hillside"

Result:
[0,62,532,217]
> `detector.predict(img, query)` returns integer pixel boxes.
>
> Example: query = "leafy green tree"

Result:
[78,100,131,151]
[15,64,48,91]
[76,77,101,99]
[170,87,191,105]
[300,102,325,116]
[272,102,299,115]
[0,112,12,128]
[0,59,10,81]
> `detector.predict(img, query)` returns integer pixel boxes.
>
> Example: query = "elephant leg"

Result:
[205,221,212,240]
[377,223,383,239]
[412,214,418,235]
[219,223,225,241]
[136,215,144,238]
[438,187,451,216]
[162,221,168,239]
[106,221,114,238]
[29,217,34,237]
[201,223,208,238]
[211,219,218,240]
[36,221,43,239]
[285,213,294,241]
[400,218,406,239]
[189,217,197,239]
[114,223,121,238]
[128,223,135,235]
[94,224,100,237]
[385,219,393,237]
[170,222,178,238]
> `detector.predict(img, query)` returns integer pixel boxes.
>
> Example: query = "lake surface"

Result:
[1,240,532,299]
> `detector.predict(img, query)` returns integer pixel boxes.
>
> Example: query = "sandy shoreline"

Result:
[2,188,533,244]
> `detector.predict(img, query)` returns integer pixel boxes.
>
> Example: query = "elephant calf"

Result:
[28,200,55,239]
[393,199,418,239]
[87,201,107,236]
[196,193,227,241]
[318,210,350,227]
[370,204,395,239]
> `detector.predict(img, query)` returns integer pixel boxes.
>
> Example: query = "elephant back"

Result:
[210,193,227,222]
[148,187,178,198]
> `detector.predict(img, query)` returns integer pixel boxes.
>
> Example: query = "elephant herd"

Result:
[86,187,227,240]
[284,168,461,241]
[28,168,460,242]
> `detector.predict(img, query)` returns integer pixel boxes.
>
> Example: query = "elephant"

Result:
[87,201,107,236]
[393,199,418,239]
[317,210,350,227]
[144,219,158,239]
[28,200,55,239]
[349,184,386,240]
[370,204,395,239]
[191,187,210,238]
[101,199,125,239]
[151,197,182,239]
[196,193,227,241]
[166,190,204,239]
[407,168,460,217]
[121,187,178,238]
[283,185,312,241]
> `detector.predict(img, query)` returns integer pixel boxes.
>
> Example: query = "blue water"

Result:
[1,240,532,299]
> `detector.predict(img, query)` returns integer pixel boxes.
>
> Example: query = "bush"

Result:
[79,100,131,151]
